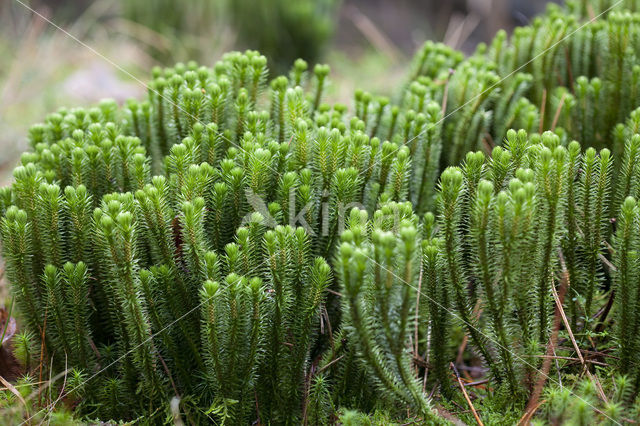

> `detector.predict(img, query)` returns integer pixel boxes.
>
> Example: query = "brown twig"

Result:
[532,354,608,367]
[599,253,617,273]
[587,3,596,20]
[481,133,495,153]
[423,329,431,392]
[455,335,469,366]
[594,289,616,334]
[37,308,48,408]
[456,300,482,365]
[550,92,567,131]
[523,251,569,422]
[412,353,430,369]
[450,362,483,426]
[539,88,547,133]
[428,382,438,400]
[41,356,55,419]
[518,399,547,425]
[325,288,343,297]
[414,268,423,373]
[441,69,454,116]
[423,359,429,393]
[556,346,618,359]
[43,353,68,425]
[553,251,608,403]
[603,239,615,256]
[565,46,575,92]
[254,389,262,426]
[552,346,563,388]
[87,337,101,364]
[302,366,311,426]
[463,379,490,388]
[315,355,344,375]
[322,305,335,351]
[158,354,180,397]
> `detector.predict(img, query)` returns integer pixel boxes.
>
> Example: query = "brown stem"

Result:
[450,362,483,426]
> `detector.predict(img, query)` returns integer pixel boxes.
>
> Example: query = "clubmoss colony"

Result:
[3,1,640,424]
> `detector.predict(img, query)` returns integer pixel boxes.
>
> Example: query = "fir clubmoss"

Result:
[7,2,640,423]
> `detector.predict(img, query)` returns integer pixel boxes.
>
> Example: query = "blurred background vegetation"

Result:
[0,0,557,185]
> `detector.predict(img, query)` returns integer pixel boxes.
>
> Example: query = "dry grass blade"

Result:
[455,300,482,365]
[533,354,608,367]
[346,5,402,62]
[550,92,567,131]
[554,251,608,403]
[523,252,569,422]
[0,374,29,417]
[539,88,547,133]
[517,399,546,426]
[414,267,423,370]
[316,355,344,375]
[450,362,483,426]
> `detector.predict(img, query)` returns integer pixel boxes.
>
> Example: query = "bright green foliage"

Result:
[323,128,640,419]
[0,373,81,424]
[257,226,332,423]
[541,374,640,425]
[1,50,417,423]
[420,219,451,399]
[200,275,264,422]
[3,187,332,423]
[481,2,640,149]
[430,130,636,398]
[612,196,640,388]
[371,0,640,179]
[8,1,640,424]
[334,204,436,419]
